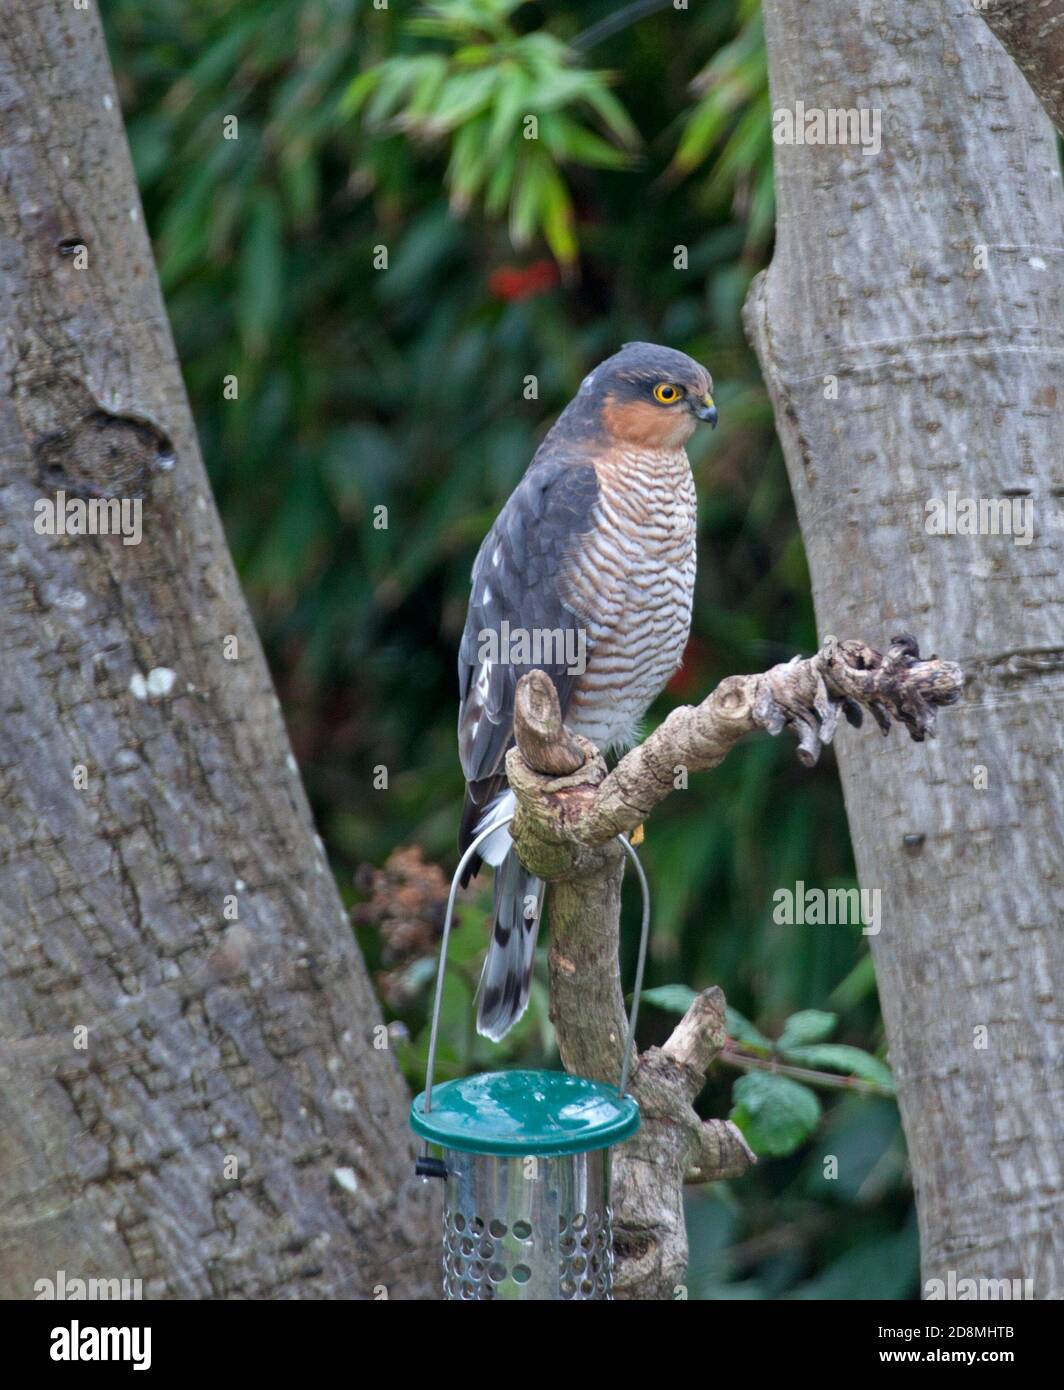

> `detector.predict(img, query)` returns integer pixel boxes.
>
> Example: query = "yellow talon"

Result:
[630,824,645,846]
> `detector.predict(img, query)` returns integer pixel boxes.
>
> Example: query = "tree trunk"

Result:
[977,0,1064,138]
[0,0,435,1299]
[745,0,1063,1296]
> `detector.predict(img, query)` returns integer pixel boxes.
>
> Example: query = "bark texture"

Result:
[745,0,1064,1297]
[978,0,1064,138]
[507,636,963,1299]
[0,1,436,1298]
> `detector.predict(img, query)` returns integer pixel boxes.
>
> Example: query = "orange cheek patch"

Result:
[601,395,693,448]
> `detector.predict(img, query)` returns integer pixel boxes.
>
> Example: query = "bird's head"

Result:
[578,341,716,450]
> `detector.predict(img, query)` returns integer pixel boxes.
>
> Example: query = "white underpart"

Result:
[475,789,516,866]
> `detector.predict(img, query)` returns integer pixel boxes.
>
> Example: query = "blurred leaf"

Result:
[730,1072,821,1157]
[238,187,284,357]
[788,1227,919,1300]
[538,161,577,267]
[279,148,320,226]
[777,1009,838,1050]
[127,114,173,186]
[339,68,380,117]
[642,984,698,1014]
[579,81,641,149]
[827,954,878,1011]
[726,1006,773,1054]
[321,424,401,517]
[426,66,499,132]
[509,149,549,247]
[804,1096,904,1202]
[485,64,529,155]
[541,113,633,169]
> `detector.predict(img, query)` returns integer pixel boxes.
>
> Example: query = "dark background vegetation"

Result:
[101,0,917,1298]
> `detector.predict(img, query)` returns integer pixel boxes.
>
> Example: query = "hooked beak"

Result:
[694,395,718,428]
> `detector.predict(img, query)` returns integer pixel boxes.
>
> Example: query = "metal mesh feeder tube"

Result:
[411,821,650,1301]
[412,1069,638,1299]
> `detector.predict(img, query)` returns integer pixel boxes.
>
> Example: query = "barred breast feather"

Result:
[563,445,697,752]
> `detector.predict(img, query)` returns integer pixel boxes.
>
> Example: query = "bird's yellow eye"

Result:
[653,382,681,404]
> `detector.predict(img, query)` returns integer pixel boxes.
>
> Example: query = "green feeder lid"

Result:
[411,1069,640,1157]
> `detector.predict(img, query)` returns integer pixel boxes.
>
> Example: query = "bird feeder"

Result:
[411,820,649,1301]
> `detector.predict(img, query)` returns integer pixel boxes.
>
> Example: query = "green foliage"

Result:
[731,1072,821,1157]
[777,1008,839,1049]
[669,0,773,251]
[648,995,893,1157]
[342,0,638,267]
[101,0,915,1299]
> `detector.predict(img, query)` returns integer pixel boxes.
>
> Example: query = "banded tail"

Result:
[476,848,543,1041]
[464,790,544,1041]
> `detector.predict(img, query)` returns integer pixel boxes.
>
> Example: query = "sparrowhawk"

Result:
[458,342,716,1040]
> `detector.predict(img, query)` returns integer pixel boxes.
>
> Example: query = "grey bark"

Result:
[745,0,1063,1296]
[0,1,436,1298]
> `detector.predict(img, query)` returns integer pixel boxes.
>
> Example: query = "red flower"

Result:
[488,259,560,301]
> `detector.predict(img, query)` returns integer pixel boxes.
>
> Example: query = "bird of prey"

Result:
[457,342,716,1041]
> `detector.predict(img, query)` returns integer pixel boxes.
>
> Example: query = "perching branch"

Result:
[506,633,963,1300]
[507,632,963,868]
